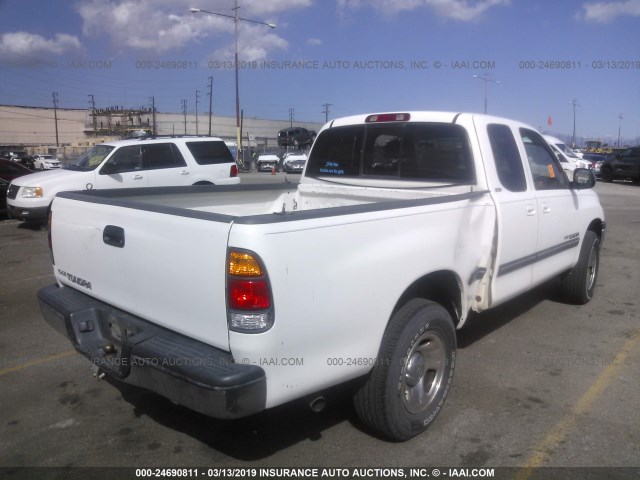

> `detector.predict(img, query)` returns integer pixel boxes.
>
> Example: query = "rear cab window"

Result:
[306,122,475,184]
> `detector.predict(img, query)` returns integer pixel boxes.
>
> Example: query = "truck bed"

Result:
[61,182,481,219]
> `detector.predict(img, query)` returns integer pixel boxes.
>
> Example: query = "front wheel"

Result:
[559,230,600,304]
[353,299,456,441]
[600,166,613,183]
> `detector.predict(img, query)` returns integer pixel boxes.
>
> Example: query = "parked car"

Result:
[32,154,61,170]
[256,154,280,172]
[0,158,33,181]
[6,136,239,224]
[18,156,35,170]
[581,153,606,178]
[282,153,307,173]
[0,150,28,161]
[277,127,314,148]
[600,147,640,183]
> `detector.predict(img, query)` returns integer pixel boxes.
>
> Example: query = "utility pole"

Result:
[569,98,582,148]
[52,92,60,147]
[617,113,623,147]
[207,76,213,136]
[289,108,294,127]
[240,109,244,162]
[148,96,157,136]
[321,103,332,123]
[195,90,200,135]
[181,99,187,135]
[88,94,97,136]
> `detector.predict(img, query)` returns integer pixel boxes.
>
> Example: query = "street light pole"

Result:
[472,73,500,114]
[190,5,275,162]
[569,99,582,148]
[617,113,623,147]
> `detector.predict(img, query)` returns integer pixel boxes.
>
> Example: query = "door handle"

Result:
[542,203,551,214]
[133,174,143,180]
[180,170,190,175]
[103,225,125,248]
[526,205,536,216]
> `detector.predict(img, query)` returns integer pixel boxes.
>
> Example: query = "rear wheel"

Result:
[559,230,600,304]
[353,299,456,441]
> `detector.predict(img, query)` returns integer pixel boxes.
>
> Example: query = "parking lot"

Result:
[0,177,639,476]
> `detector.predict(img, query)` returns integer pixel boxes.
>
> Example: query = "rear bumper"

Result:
[257,162,278,172]
[38,284,266,419]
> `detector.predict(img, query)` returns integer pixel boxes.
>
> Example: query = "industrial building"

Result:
[0,104,324,159]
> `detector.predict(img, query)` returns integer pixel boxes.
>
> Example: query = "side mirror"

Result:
[572,168,596,189]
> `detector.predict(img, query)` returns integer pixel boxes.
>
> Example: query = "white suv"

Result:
[7,136,239,223]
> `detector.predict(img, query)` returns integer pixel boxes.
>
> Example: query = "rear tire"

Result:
[353,299,456,441]
[559,230,600,304]
[601,166,613,183]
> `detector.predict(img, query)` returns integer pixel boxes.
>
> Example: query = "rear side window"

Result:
[186,141,234,165]
[307,123,475,183]
[142,143,187,169]
[487,124,527,192]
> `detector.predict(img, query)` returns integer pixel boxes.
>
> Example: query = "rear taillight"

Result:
[227,250,273,332]
[230,164,238,177]
[228,279,270,310]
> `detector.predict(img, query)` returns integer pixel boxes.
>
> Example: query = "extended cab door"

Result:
[482,122,538,303]
[518,128,580,285]
[96,145,148,188]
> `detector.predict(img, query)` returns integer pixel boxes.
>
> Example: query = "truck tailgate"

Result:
[50,195,232,351]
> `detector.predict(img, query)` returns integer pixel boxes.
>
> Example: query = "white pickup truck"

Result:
[39,112,605,441]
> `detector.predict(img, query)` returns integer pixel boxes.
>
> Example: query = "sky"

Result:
[0,0,639,145]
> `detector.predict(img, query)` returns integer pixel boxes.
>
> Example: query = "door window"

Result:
[520,129,568,190]
[102,145,142,173]
[142,143,186,169]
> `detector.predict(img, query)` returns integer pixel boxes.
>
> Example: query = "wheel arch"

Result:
[587,218,605,242]
[391,270,464,328]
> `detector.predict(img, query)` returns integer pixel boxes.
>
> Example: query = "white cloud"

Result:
[0,32,83,63]
[74,0,308,58]
[212,27,289,62]
[308,38,323,46]
[579,0,640,22]
[338,0,509,21]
